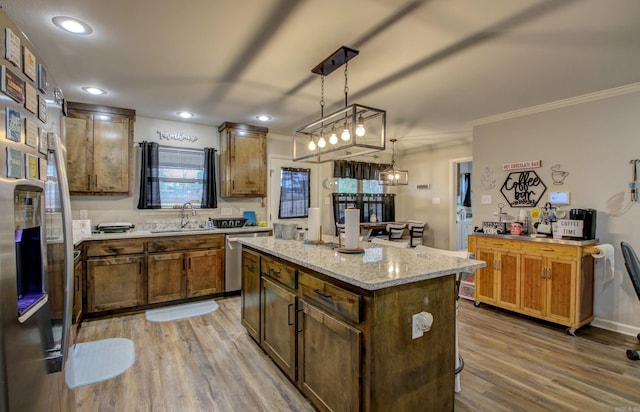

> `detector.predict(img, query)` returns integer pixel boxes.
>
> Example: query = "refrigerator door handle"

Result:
[45,133,75,373]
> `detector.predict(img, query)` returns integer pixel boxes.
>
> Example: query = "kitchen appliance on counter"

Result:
[96,222,135,233]
[0,9,75,410]
[569,208,597,240]
[212,217,247,229]
[225,231,270,292]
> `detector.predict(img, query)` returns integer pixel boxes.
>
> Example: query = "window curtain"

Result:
[279,167,310,218]
[331,193,395,233]
[137,141,161,209]
[333,160,390,180]
[462,173,471,207]
[201,148,218,208]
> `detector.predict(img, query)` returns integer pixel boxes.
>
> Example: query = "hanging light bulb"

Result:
[341,121,351,141]
[318,136,327,148]
[308,138,316,151]
[355,115,365,137]
[329,125,338,144]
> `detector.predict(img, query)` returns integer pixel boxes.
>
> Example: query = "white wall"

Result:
[472,85,640,335]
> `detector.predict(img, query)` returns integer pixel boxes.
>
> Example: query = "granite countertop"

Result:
[469,232,598,246]
[238,236,486,291]
[73,226,272,246]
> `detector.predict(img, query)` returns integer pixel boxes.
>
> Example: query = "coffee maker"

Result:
[569,208,597,240]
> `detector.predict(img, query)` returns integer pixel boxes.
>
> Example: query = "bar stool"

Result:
[386,224,406,242]
[408,222,426,247]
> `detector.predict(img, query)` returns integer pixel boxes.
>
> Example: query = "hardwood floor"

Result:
[73,297,640,411]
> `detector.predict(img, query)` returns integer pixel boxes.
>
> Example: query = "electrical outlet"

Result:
[221,207,232,216]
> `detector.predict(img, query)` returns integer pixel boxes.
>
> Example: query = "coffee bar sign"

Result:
[500,170,547,207]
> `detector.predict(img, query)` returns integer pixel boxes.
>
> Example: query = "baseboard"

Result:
[591,317,639,337]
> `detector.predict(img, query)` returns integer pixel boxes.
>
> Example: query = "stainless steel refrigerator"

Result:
[0,9,75,412]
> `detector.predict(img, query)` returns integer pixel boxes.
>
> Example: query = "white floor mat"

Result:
[65,338,135,389]
[145,299,219,322]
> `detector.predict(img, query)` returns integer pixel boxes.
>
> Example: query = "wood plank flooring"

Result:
[73,297,640,411]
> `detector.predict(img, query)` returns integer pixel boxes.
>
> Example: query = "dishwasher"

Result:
[225,231,270,292]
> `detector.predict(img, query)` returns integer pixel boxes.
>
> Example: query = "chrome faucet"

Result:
[180,202,196,228]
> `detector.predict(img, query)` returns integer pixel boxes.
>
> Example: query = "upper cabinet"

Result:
[65,102,136,196]
[218,122,267,198]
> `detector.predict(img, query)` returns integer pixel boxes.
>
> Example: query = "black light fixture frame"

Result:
[311,46,359,76]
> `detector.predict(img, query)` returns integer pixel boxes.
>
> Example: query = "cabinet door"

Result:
[92,115,131,193]
[148,252,186,303]
[73,258,83,325]
[186,249,223,297]
[86,256,145,312]
[520,254,545,318]
[497,252,520,310]
[545,258,575,324]
[227,129,266,196]
[65,112,92,193]
[298,300,361,412]
[475,249,497,304]
[261,277,297,381]
[241,250,261,343]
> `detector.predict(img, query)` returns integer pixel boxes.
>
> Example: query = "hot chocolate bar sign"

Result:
[500,170,547,207]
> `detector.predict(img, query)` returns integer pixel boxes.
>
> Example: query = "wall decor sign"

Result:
[25,118,37,148]
[38,128,48,154]
[503,160,541,171]
[4,28,21,68]
[22,45,36,80]
[24,82,37,113]
[550,163,569,185]
[6,147,23,178]
[5,107,21,142]
[25,153,38,180]
[39,157,47,181]
[38,95,47,123]
[1,65,25,103]
[37,63,47,93]
[157,130,198,142]
[500,170,547,207]
[481,167,496,190]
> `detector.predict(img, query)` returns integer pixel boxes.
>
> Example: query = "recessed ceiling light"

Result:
[256,114,272,122]
[177,111,195,119]
[82,86,107,95]
[52,16,93,35]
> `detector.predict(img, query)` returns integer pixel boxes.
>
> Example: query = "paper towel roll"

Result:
[591,244,615,284]
[344,208,360,249]
[308,208,321,241]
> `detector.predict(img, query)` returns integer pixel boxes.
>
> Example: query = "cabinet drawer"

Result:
[261,256,296,289]
[299,272,362,323]
[148,233,224,253]
[86,240,144,257]
[476,237,521,251]
[522,243,577,259]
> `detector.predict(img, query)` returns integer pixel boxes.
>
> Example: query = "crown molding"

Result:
[470,82,640,127]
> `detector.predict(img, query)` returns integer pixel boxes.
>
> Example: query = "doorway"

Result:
[448,157,473,250]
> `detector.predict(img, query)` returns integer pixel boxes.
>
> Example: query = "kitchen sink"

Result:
[149,228,211,233]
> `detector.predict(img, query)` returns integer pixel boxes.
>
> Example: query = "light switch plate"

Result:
[432,197,441,204]
[482,195,492,204]
[221,207,232,216]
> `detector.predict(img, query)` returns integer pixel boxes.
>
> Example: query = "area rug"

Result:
[145,299,219,322]
[65,338,135,389]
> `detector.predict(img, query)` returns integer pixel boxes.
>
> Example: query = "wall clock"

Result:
[323,178,336,190]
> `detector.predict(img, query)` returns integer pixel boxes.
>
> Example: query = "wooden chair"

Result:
[386,224,406,242]
[408,221,426,247]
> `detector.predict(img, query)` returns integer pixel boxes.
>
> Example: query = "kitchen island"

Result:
[238,236,485,412]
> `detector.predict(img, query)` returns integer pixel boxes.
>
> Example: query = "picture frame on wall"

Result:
[22,45,36,80]
[4,28,21,68]
[5,108,21,142]
[25,153,39,180]
[38,95,47,123]
[1,65,25,103]
[6,147,23,178]
[25,118,38,148]
[38,128,48,154]
[37,63,47,93]
[39,158,47,182]
[24,82,37,113]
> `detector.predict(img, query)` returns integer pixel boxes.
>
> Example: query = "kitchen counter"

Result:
[238,236,486,290]
[470,232,598,246]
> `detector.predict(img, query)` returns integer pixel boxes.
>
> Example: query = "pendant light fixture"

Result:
[293,46,386,163]
[378,139,409,185]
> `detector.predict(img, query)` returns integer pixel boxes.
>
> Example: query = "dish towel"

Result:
[591,244,615,285]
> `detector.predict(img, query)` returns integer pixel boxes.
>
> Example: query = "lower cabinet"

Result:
[187,249,223,297]
[148,252,185,303]
[86,255,145,312]
[298,299,361,412]
[73,257,83,326]
[261,277,297,381]
[241,249,261,342]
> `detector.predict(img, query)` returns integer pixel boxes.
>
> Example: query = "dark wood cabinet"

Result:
[218,122,267,198]
[298,299,361,412]
[261,277,297,381]
[187,249,224,297]
[86,255,145,312]
[148,252,185,303]
[241,249,261,342]
[73,256,83,327]
[65,102,135,196]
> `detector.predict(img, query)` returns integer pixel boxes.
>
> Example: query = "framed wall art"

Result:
[38,95,47,123]
[1,65,25,103]
[37,63,47,93]
[5,107,21,142]
[24,82,37,113]
[25,153,39,180]
[25,118,37,148]
[38,128,48,154]
[22,45,36,80]
[4,28,21,68]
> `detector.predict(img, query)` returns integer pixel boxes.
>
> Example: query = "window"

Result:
[157,146,204,208]
[137,142,217,209]
[279,167,310,218]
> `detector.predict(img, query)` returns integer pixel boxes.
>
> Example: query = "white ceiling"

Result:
[3,0,640,152]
